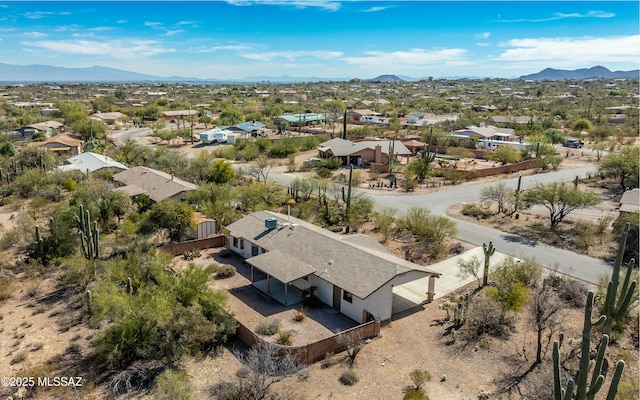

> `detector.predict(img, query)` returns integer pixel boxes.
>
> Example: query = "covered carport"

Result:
[247,250,317,306]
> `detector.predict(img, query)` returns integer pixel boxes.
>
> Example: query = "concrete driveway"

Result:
[391,247,514,316]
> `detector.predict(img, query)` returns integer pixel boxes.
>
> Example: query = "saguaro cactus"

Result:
[341,164,353,218]
[601,222,637,335]
[553,291,625,400]
[76,204,100,261]
[482,241,495,286]
[342,109,347,139]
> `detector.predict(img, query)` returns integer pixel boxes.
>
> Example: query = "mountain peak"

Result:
[369,74,404,83]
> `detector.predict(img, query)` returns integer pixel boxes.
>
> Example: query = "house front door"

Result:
[332,285,341,310]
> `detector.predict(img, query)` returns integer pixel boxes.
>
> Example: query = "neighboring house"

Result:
[619,188,639,214]
[91,112,126,125]
[112,166,197,202]
[226,211,440,322]
[161,110,199,120]
[472,105,498,112]
[351,99,390,109]
[318,138,411,168]
[225,120,267,137]
[41,134,82,156]
[453,123,516,141]
[487,115,536,125]
[346,109,377,122]
[58,152,128,173]
[407,112,425,125]
[275,113,325,127]
[18,120,64,138]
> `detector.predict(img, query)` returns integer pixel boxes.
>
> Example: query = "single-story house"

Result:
[41,134,82,156]
[346,109,378,122]
[226,121,267,137]
[59,152,128,173]
[318,138,411,168]
[407,112,425,125]
[161,110,199,120]
[112,166,197,202]
[91,112,126,125]
[18,120,64,138]
[225,211,440,322]
[487,115,536,125]
[453,124,516,141]
[275,113,325,127]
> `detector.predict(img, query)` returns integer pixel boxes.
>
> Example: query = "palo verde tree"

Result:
[522,182,601,229]
[139,199,196,243]
[599,145,639,191]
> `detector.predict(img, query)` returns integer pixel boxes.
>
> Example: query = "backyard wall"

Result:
[234,319,381,364]
[158,235,226,256]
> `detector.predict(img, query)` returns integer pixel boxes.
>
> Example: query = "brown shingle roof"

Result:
[226,211,439,299]
[112,166,196,202]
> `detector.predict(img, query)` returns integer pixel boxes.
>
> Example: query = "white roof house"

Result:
[59,152,128,173]
[226,211,440,323]
[454,124,516,140]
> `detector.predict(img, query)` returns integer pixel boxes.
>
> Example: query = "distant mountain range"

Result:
[0,63,637,83]
[519,66,639,80]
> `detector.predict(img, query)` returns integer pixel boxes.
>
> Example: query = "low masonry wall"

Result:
[235,319,381,364]
[158,235,226,256]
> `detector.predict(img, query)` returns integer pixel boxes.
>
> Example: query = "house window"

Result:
[232,237,238,248]
[251,245,259,256]
[239,239,244,250]
[342,290,353,303]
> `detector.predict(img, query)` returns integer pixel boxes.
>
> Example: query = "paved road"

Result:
[111,127,153,146]
[269,165,612,284]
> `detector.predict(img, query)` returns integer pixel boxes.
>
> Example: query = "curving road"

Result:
[269,165,611,284]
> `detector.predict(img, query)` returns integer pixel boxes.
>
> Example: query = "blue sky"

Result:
[0,1,638,79]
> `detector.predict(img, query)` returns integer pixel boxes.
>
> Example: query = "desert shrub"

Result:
[555,278,588,308]
[321,352,334,369]
[256,319,280,336]
[487,282,529,311]
[292,309,306,322]
[268,138,299,158]
[465,293,513,339]
[492,257,543,287]
[10,350,27,365]
[108,368,155,397]
[182,248,201,261]
[154,368,193,400]
[276,330,293,346]
[215,264,236,279]
[409,368,432,391]
[316,167,333,179]
[212,145,237,160]
[339,369,359,386]
[461,203,491,219]
[404,391,429,400]
[0,277,15,302]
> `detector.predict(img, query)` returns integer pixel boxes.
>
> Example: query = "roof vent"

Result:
[265,218,277,229]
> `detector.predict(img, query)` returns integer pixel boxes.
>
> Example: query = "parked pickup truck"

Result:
[563,139,584,148]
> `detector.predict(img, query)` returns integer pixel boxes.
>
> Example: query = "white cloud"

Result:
[227,0,341,11]
[476,32,490,39]
[24,32,47,38]
[361,6,393,13]
[241,50,343,62]
[22,39,175,59]
[495,10,615,23]
[344,48,469,66]
[196,44,253,53]
[476,43,491,47]
[166,30,185,36]
[144,21,163,27]
[24,11,71,19]
[497,35,640,66]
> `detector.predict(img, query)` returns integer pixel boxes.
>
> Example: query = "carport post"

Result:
[284,283,288,306]
[426,275,436,301]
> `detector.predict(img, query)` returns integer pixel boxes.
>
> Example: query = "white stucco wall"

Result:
[361,271,434,322]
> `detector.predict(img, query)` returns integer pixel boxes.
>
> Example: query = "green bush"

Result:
[154,369,193,400]
[404,391,429,400]
[215,264,236,279]
[182,248,202,261]
[256,319,280,336]
[461,203,492,219]
[339,369,359,386]
[487,282,529,311]
[276,330,293,346]
[268,138,299,158]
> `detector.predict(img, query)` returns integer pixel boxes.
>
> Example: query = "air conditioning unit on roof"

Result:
[265,218,277,229]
